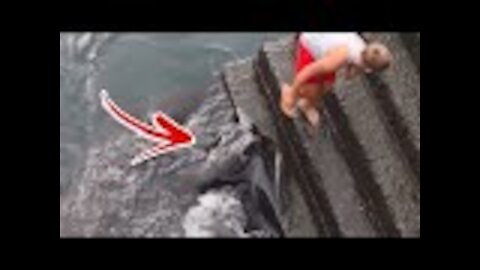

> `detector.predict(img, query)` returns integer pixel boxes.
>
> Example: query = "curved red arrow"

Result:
[99,89,196,166]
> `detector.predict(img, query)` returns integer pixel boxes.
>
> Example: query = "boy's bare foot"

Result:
[280,83,297,118]
[298,98,321,129]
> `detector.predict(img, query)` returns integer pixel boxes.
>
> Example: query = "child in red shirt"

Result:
[281,32,393,128]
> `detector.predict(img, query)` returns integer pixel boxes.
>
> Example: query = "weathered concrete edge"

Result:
[259,38,400,237]
[254,48,342,237]
[220,59,317,237]
[260,35,420,237]
[399,33,420,73]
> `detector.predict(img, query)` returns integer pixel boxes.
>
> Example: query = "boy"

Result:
[281,32,393,128]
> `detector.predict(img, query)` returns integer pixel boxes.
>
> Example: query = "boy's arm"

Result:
[291,46,349,92]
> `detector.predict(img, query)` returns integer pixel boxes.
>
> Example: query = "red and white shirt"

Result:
[295,32,367,84]
[300,32,366,66]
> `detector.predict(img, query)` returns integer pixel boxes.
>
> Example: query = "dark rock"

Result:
[60,77,283,238]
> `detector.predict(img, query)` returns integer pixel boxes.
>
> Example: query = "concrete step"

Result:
[326,36,420,237]
[222,58,279,144]
[361,32,421,182]
[256,34,420,237]
[222,57,318,237]
[256,36,384,237]
[399,33,420,72]
[255,44,343,237]
[255,36,375,237]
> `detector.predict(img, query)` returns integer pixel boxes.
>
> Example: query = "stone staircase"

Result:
[219,33,420,237]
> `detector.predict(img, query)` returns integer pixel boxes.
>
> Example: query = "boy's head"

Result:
[362,42,392,72]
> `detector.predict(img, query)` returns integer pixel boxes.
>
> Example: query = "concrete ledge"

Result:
[254,34,420,237]
[256,37,344,237]
[258,36,392,237]
[223,57,319,237]
[362,32,420,164]
[332,68,420,237]
[399,33,420,72]
[223,58,279,143]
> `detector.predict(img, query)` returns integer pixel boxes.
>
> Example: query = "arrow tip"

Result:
[99,89,109,100]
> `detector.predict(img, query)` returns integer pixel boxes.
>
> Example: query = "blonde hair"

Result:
[362,42,393,72]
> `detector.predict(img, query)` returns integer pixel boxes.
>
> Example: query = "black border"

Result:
[59,1,424,242]
[60,0,421,31]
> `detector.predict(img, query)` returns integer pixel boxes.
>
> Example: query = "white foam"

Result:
[182,191,248,238]
[76,33,94,54]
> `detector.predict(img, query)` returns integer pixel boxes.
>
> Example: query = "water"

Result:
[60,32,289,237]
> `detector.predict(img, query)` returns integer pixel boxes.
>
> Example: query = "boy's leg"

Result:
[281,82,320,118]
[298,98,321,128]
[281,39,318,118]
[281,83,298,118]
[298,83,323,128]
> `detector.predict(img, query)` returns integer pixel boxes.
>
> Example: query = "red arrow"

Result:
[99,89,196,166]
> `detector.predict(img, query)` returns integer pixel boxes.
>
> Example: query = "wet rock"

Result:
[60,79,282,238]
